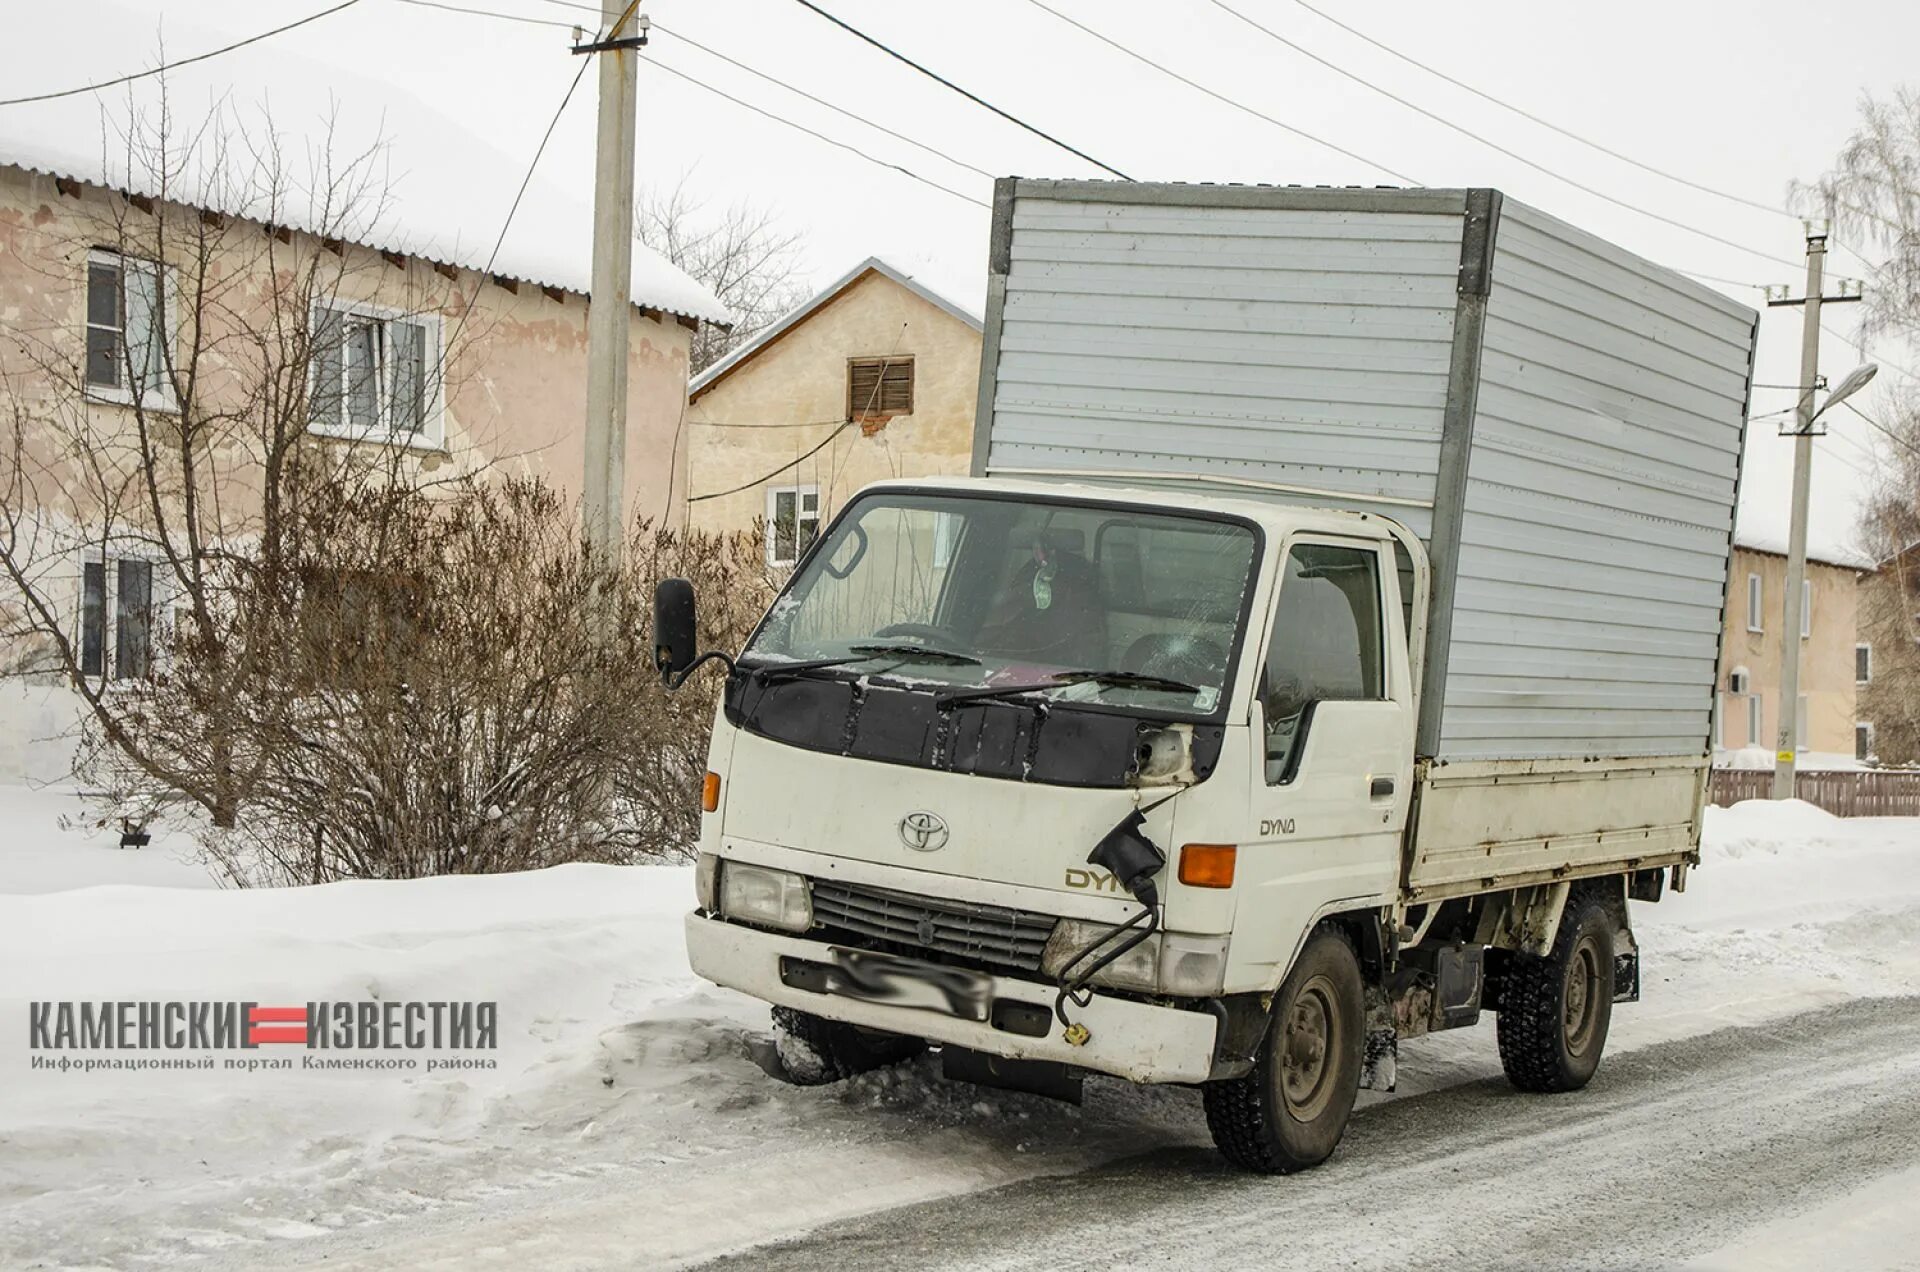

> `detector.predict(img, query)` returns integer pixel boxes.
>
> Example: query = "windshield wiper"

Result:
[745,643,980,685]
[935,668,1203,710]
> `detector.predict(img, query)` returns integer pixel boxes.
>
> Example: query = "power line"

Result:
[0,0,364,107]
[1841,400,1920,462]
[689,417,846,430]
[1025,0,1415,185]
[1821,321,1920,383]
[393,0,575,29]
[790,0,1133,181]
[690,422,855,502]
[651,21,996,181]
[642,58,990,210]
[1278,0,1790,222]
[448,52,591,352]
[1201,0,1800,271]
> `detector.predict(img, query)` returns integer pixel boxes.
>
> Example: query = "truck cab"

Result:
[679,476,1435,1156]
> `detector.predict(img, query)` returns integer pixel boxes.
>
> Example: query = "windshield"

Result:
[743,491,1261,717]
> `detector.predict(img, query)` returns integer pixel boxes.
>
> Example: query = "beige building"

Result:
[0,155,725,781]
[1715,538,1866,761]
[686,258,981,564]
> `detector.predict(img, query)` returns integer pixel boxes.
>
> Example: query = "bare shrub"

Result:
[144,476,776,885]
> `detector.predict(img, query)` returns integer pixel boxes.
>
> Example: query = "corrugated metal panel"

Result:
[1442,199,1752,759]
[984,196,1464,530]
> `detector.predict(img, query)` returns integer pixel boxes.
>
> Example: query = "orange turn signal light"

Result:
[1178,843,1237,889]
[701,771,722,813]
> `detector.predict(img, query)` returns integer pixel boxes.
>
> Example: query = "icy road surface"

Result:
[1,793,1917,1269]
[693,996,1920,1272]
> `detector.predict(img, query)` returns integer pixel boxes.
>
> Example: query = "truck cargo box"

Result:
[971,180,1759,765]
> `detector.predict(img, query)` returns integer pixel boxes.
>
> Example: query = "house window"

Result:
[310,302,441,445]
[1801,579,1811,639]
[79,557,155,680]
[766,485,820,566]
[1856,721,1874,762]
[1857,643,1872,685]
[848,356,913,418]
[1746,573,1763,632]
[85,250,173,404]
[1745,693,1763,749]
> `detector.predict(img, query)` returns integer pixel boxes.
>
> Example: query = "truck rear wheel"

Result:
[1202,926,1364,1173]
[1494,888,1614,1093]
[770,1006,923,1085]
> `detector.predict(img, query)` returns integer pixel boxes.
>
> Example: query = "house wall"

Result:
[1715,546,1859,757]
[686,269,981,550]
[0,164,693,781]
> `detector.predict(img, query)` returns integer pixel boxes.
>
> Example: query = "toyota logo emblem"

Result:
[898,811,949,852]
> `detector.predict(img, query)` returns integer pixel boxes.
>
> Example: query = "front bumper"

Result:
[685,912,1218,1084]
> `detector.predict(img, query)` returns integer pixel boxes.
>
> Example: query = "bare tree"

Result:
[0,92,475,825]
[636,177,809,373]
[1799,89,1920,764]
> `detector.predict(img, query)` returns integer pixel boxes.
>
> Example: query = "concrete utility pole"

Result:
[1771,222,1825,800]
[579,0,647,562]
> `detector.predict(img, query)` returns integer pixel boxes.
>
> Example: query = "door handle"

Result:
[1369,776,1395,800]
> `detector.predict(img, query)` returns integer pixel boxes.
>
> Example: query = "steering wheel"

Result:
[871,622,963,645]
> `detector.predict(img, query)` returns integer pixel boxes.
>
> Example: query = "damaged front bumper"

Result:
[685,912,1219,1084]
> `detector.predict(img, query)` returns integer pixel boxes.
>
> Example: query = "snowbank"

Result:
[2,786,1917,1268]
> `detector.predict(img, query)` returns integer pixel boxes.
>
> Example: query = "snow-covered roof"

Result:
[1731,525,1876,572]
[0,5,729,326]
[690,256,982,400]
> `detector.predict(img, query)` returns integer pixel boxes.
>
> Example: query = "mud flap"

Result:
[1360,984,1397,1092]
[1614,951,1641,1003]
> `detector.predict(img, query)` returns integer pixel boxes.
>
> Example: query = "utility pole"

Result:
[1763,221,1870,799]
[1770,222,1824,799]
[577,1,647,562]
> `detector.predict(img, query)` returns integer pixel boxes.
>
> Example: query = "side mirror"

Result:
[653,577,697,677]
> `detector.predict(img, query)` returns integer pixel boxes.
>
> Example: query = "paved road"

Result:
[692,996,1920,1272]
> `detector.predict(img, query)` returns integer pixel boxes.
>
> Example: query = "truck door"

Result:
[1239,537,1411,976]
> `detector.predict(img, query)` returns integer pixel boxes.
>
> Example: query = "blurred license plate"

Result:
[821,948,991,1022]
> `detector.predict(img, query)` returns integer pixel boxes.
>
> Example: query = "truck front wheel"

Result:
[1494,888,1614,1093]
[770,1006,923,1085]
[1202,926,1364,1173]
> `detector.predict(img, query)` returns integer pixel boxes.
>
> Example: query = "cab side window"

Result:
[1261,543,1385,783]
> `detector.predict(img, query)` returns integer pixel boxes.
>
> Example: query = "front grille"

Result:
[809,879,1058,974]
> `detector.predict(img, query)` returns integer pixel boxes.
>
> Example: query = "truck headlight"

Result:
[1040,924,1229,996]
[1041,920,1161,994]
[719,861,813,933]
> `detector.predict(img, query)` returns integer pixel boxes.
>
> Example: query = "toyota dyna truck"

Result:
[656,182,1759,1173]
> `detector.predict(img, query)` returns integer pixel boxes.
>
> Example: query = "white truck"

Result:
[655,181,1758,1173]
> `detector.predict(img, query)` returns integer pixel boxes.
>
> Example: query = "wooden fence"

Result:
[1708,768,1920,818]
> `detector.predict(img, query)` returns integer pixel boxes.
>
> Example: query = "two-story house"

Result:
[684,258,981,564]
[1715,531,1871,765]
[0,137,727,781]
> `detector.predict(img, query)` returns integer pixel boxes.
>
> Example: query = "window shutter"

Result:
[848,358,913,417]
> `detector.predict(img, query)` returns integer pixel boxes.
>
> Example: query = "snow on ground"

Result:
[0,789,1916,1270]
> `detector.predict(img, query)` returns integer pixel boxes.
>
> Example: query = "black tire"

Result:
[1494,886,1615,1093]
[1203,926,1365,1174]
[769,1006,923,1085]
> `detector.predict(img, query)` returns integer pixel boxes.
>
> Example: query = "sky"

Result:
[5,0,1919,562]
